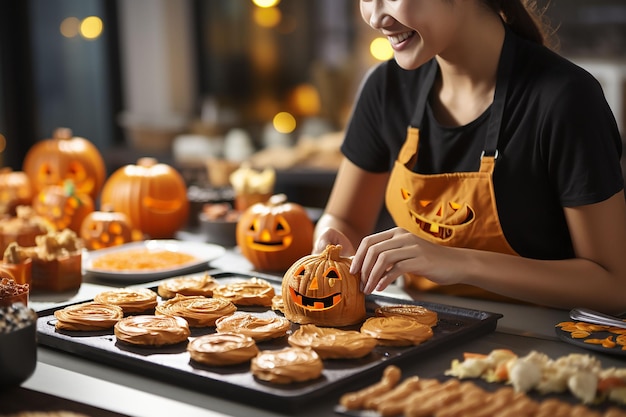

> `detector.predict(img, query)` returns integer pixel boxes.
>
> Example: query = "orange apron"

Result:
[385,33,520,299]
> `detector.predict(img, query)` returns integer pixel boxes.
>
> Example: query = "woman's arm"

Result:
[352,191,626,314]
[313,158,389,255]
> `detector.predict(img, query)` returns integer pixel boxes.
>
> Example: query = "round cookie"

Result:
[360,316,433,347]
[157,273,220,299]
[215,312,291,342]
[375,304,438,327]
[94,287,158,314]
[251,346,323,384]
[114,315,190,346]
[212,277,275,307]
[188,332,259,366]
[54,302,124,331]
[288,324,377,359]
[155,294,236,327]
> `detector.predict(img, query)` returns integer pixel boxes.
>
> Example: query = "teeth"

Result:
[389,31,412,45]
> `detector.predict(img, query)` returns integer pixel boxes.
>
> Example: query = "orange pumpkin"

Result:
[80,205,137,250]
[100,157,189,239]
[0,168,33,215]
[22,127,106,201]
[33,181,94,233]
[236,194,313,272]
[281,244,365,327]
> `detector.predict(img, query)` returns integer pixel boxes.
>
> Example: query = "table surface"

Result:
[11,246,626,417]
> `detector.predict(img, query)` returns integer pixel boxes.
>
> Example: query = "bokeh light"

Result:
[252,0,280,8]
[60,17,81,38]
[80,16,103,40]
[370,37,394,61]
[289,84,321,117]
[272,112,297,134]
[253,6,281,28]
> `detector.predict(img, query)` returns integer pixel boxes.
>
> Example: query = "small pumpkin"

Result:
[281,244,365,327]
[236,193,313,272]
[33,181,94,233]
[22,127,106,201]
[80,205,138,250]
[0,168,33,215]
[100,157,189,239]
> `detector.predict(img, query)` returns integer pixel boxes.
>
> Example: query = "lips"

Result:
[388,31,415,47]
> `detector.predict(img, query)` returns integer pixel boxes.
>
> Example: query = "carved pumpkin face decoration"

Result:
[80,207,136,250]
[0,169,33,215]
[23,128,106,202]
[236,194,313,272]
[281,244,365,327]
[100,158,189,239]
[33,182,95,233]
[399,186,475,241]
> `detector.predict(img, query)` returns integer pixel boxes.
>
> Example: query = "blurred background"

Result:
[0,0,625,209]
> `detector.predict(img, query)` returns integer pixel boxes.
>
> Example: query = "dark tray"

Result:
[36,270,502,412]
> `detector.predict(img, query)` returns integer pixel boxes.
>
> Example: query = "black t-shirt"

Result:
[341,30,624,260]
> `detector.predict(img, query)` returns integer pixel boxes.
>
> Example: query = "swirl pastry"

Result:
[114,315,190,346]
[54,302,124,331]
[251,346,323,384]
[375,305,438,327]
[215,312,291,341]
[188,332,259,366]
[157,273,220,299]
[288,324,377,359]
[212,277,275,307]
[155,294,236,327]
[93,287,158,314]
[360,316,433,347]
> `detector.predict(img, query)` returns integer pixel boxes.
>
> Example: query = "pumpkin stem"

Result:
[268,193,287,206]
[137,157,158,167]
[63,179,82,206]
[323,244,343,261]
[53,127,73,139]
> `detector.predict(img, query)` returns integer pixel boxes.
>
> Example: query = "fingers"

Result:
[313,227,355,255]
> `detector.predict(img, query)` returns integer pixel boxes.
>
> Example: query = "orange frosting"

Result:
[54,301,123,331]
[94,287,158,314]
[188,332,259,366]
[114,315,190,346]
[212,277,275,307]
[375,304,438,327]
[156,294,236,327]
[157,273,220,299]
[251,346,323,384]
[288,324,377,359]
[215,312,290,342]
[360,316,433,347]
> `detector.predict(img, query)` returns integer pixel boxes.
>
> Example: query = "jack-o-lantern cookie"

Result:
[361,316,433,347]
[157,273,220,299]
[288,324,377,359]
[93,287,158,314]
[54,302,123,331]
[188,332,259,366]
[212,277,275,307]
[155,294,236,327]
[114,315,190,346]
[215,312,290,342]
[251,346,323,384]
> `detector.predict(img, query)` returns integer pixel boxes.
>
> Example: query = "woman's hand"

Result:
[313,226,356,256]
[350,227,454,294]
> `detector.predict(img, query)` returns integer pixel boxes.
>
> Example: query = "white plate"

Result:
[83,240,225,281]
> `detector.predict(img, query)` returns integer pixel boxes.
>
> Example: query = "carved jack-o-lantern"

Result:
[281,244,365,327]
[23,128,106,201]
[399,187,475,241]
[0,168,33,215]
[236,194,313,272]
[100,157,189,239]
[33,181,94,233]
[80,206,137,250]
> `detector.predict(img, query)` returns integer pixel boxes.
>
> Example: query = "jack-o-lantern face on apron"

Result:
[386,31,518,257]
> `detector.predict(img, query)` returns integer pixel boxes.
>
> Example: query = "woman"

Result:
[313,0,626,313]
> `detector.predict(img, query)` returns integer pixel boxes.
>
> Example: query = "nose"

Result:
[368,1,392,29]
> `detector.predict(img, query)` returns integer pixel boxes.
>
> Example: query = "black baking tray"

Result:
[36,269,502,412]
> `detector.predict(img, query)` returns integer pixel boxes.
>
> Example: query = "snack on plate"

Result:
[251,346,323,384]
[114,315,190,347]
[360,315,434,346]
[212,277,275,307]
[157,273,220,299]
[93,287,158,314]
[91,248,196,272]
[288,324,377,359]
[187,332,259,366]
[54,302,123,331]
[155,294,236,327]
[0,205,49,260]
[375,304,438,327]
[215,312,291,342]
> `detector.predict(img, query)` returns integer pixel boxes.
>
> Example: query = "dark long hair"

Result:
[482,0,557,48]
